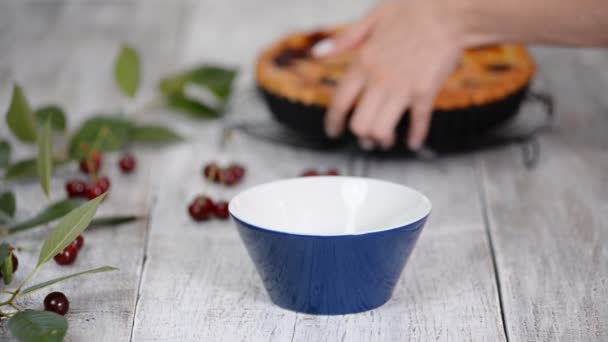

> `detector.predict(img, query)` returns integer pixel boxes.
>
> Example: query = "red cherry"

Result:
[118,154,136,173]
[65,179,87,198]
[79,151,102,174]
[220,169,239,186]
[70,235,84,251]
[228,164,246,179]
[194,195,214,208]
[11,254,18,273]
[44,292,69,316]
[97,176,110,193]
[213,201,230,219]
[301,169,318,177]
[85,185,104,200]
[274,47,309,67]
[326,169,339,176]
[203,162,221,182]
[54,245,78,265]
[188,196,214,221]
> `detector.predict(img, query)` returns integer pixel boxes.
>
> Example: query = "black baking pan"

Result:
[258,85,530,153]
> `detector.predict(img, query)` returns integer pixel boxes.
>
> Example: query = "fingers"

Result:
[407,95,435,150]
[324,69,365,138]
[317,0,456,150]
[369,93,410,149]
[349,87,387,149]
[348,89,435,151]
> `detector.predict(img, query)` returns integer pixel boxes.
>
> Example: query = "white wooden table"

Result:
[1,1,606,341]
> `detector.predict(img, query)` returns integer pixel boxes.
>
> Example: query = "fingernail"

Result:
[325,125,340,139]
[359,138,375,151]
[408,138,422,151]
[312,39,334,57]
[380,142,392,151]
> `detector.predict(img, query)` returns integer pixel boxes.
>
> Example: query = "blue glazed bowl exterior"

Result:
[233,215,427,315]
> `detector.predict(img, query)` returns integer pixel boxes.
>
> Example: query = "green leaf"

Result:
[0,140,10,168]
[21,266,118,296]
[4,158,66,181]
[188,66,237,100]
[1,248,14,285]
[0,242,9,260]
[165,92,220,118]
[0,191,16,219]
[0,242,13,285]
[159,64,237,118]
[114,45,140,98]
[130,125,182,144]
[90,215,140,228]
[159,65,237,100]
[68,116,133,159]
[8,310,67,342]
[0,242,10,280]
[5,84,38,143]
[0,243,11,285]
[4,159,37,180]
[37,194,106,266]
[35,105,67,132]
[37,119,53,197]
[8,199,79,235]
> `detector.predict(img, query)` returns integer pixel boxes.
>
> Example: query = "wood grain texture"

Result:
[287,155,506,342]
[480,48,608,341]
[0,1,186,341]
[2,0,608,341]
[129,1,377,340]
[130,129,358,342]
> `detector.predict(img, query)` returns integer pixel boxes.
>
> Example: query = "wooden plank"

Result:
[131,128,358,341]
[0,1,186,340]
[130,0,374,340]
[480,47,608,341]
[287,155,506,342]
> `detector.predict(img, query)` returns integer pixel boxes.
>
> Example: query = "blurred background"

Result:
[0,1,607,341]
[1,0,607,148]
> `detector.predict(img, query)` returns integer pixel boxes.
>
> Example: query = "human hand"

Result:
[315,0,466,150]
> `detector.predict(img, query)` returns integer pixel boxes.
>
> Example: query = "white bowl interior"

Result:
[229,177,431,236]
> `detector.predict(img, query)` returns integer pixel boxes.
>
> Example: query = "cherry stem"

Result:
[85,127,114,183]
[131,94,164,120]
[208,166,219,183]
[0,265,41,307]
[222,128,232,147]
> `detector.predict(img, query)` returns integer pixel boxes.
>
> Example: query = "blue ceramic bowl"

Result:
[229,176,431,315]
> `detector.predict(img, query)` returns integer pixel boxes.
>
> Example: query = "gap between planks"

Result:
[129,198,156,342]
[128,1,194,340]
[475,154,510,342]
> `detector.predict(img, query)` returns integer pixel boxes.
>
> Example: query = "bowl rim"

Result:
[229,176,432,237]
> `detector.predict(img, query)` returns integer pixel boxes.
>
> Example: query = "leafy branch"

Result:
[0,195,117,342]
[3,45,236,181]
[0,42,238,341]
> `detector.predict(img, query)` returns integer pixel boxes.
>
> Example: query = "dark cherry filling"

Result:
[320,77,338,86]
[274,48,309,67]
[308,31,330,46]
[487,63,512,73]
[274,31,332,67]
